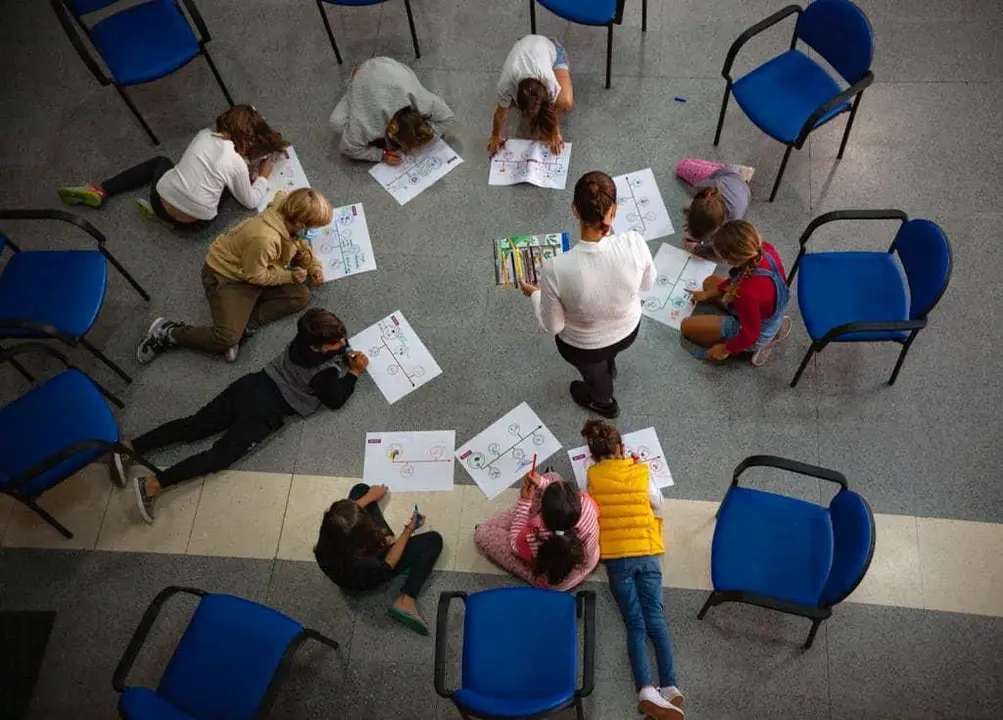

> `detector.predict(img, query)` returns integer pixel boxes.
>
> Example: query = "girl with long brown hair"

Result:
[680,220,792,366]
[57,104,288,230]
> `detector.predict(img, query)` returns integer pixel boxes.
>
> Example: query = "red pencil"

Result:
[531,453,537,476]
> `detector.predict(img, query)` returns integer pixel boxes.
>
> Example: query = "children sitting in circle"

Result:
[58,105,288,230]
[676,158,752,260]
[474,468,600,591]
[681,220,792,366]
[136,188,333,364]
[489,34,573,156]
[582,419,684,720]
[330,56,455,165]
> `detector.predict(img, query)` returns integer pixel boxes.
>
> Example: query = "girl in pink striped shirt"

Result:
[474,470,600,591]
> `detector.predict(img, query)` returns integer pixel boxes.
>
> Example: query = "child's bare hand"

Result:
[488,134,505,156]
[291,267,308,283]
[383,150,403,166]
[310,266,324,285]
[690,289,712,305]
[258,156,275,179]
[547,133,564,155]
[707,343,730,361]
[518,280,538,297]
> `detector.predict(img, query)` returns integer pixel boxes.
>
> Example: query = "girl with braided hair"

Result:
[681,220,792,366]
[519,171,656,418]
[676,159,752,259]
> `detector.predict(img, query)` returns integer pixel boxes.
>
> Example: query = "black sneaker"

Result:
[131,471,156,524]
[136,317,183,365]
[570,381,621,419]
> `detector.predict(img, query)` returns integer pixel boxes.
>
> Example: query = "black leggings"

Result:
[101,155,209,231]
[555,322,640,403]
[131,372,293,488]
[349,483,443,599]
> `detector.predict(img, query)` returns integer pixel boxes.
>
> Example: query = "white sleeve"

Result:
[637,233,657,292]
[535,265,566,335]
[224,153,270,210]
[649,475,664,509]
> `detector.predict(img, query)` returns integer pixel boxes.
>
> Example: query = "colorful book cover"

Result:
[492,232,571,288]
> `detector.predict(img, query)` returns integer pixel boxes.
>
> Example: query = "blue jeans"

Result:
[605,555,677,689]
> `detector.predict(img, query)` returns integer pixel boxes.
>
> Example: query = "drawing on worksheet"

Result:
[363,431,456,492]
[612,168,674,241]
[456,402,562,499]
[369,137,463,206]
[639,243,718,330]
[492,232,571,288]
[310,203,376,281]
[349,311,442,404]
[567,426,674,491]
[256,146,310,211]
[489,139,572,190]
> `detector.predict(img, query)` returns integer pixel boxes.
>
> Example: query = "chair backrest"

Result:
[796,0,874,83]
[819,490,875,607]
[892,219,953,320]
[62,0,121,16]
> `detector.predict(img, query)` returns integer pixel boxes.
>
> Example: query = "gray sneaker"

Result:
[224,344,239,363]
[136,317,182,365]
[751,316,793,367]
[131,470,156,524]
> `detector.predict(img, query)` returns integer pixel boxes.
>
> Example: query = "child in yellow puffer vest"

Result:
[583,419,684,720]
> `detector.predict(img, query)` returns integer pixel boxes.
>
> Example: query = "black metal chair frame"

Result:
[0,343,162,539]
[713,4,875,201]
[51,0,235,145]
[435,590,596,720]
[530,0,647,89]
[113,586,340,720]
[698,455,876,650]
[0,209,150,384]
[786,209,953,388]
[316,0,421,65]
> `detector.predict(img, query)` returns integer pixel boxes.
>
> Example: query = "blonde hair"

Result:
[278,188,333,229]
[688,186,729,241]
[714,220,765,304]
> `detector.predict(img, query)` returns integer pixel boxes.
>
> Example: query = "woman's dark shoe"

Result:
[570,381,620,419]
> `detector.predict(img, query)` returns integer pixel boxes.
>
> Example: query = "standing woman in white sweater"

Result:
[519,171,656,418]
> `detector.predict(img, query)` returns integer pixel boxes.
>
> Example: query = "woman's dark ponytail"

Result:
[533,480,585,586]
[572,171,617,236]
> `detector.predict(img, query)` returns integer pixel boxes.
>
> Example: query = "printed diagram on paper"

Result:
[349,311,442,404]
[567,427,674,491]
[492,233,570,288]
[489,139,572,190]
[310,203,376,282]
[363,431,456,492]
[369,137,463,206]
[640,243,718,330]
[456,403,562,499]
[256,146,310,212]
[612,168,674,241]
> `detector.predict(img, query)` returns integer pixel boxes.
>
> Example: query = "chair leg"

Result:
[79,337,133,383]
[837,93,864,160]
[641,0,647,32]
[202,49,235,108]
[889,334,917,386]
[605,23,613,89]
[713,83,731,146]
[402,0,421,59]
[575,696,585,720]
[317,0,343,64]
[24,499,73,539]
[790,345,814,388]
[0,343,35,383]
[769,145,793,202]
[529,0,536,33]
[697,591,719,620]
[114,85,159,145]
[306,628,340,651]
[803,619,822,649]
[100,249,150,301]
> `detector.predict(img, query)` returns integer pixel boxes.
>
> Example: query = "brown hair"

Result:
[516,78,558,145]
[581,419,622,461]
[534,480,585,586]
[688,186,729,241]
[387,106,436,153]
[314,499,390,569]
[297,308,347,347]
[573,171,618,235]
[714,220,765,304]
[215,104,289,159]
[278,188,333,229]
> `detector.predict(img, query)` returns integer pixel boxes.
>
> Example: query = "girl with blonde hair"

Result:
[681,220,791,366]
[136,188,333,364]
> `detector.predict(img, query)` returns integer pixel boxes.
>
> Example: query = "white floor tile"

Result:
[849,513,923,609]
[2,464,113,550]
[659,499,717,591]
[917,517,1003,617]
[186,471,292,559]
[453,533,507,577]
[276,475,356,561]
[379,487,464,571]
[96,477,203,555]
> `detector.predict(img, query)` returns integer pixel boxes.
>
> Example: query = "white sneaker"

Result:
[638,685,684,719]
[660,686,684,708]
[224,345,239,363]
[751,315,793,367]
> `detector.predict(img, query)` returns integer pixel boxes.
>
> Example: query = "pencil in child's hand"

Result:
[531,453,537,476]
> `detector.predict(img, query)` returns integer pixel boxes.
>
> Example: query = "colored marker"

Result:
[531,453,537,476]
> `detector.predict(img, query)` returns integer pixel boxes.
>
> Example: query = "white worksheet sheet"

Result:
[640,243,718,330]
[456,403,562,499]
[349,311,441,404]
[312,203,376,282]
[369,137,463,206]
[363,431,456,492]
[567,426,674,491]
[256,146,311,211]
[489,139,572,190]
[612,168,674,241]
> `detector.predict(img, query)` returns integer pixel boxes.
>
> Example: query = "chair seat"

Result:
[454,688,575,718]
[0,250,107,339]
[733,49,849,144]
[0,370,118,498]
[712,487,833,607]
[798,251,910,342]
[119,688,197,720]
[538,0,618,26]
[91,0,200,86]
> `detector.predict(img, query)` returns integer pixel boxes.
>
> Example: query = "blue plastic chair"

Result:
[699,456,875,649]
[530,0,646,89]
[316,0,421,64]
[0,344,161,539]
[787,210,952,388]
[113,586,340,720]
[714,0,875,201]
[0,210,150,384]
[51,0,235,145]
[435,587,596,719]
